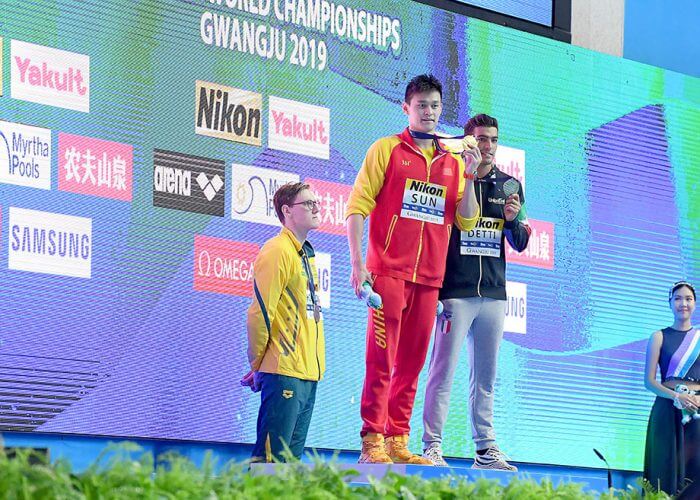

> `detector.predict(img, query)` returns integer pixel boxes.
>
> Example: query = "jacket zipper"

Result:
[477,182,483,297]
[411,148,441,282]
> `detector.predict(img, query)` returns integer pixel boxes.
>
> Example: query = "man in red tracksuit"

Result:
[346,74,480,464]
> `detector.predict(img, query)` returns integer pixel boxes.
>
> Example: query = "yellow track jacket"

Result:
[247,227,325,381]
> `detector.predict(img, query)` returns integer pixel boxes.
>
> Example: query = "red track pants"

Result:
[360,274,439,437]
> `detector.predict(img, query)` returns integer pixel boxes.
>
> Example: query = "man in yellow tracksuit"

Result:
[243,182,325,462]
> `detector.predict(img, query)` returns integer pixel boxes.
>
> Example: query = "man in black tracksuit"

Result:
[421,114,531,470]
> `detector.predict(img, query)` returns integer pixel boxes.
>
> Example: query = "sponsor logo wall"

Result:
[11,40,90,112]
[0,34,552,454]
[153,149,225,216]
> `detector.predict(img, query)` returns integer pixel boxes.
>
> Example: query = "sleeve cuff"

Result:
[454,205,480,231]
[345,207,370,219]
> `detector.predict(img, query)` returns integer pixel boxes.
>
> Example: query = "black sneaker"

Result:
[472,447,518,471]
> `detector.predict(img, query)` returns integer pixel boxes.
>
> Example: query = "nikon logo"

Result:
[408,179,446,197]
[195,80,262,146]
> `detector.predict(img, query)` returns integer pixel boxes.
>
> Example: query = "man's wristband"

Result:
[464,171,475,181]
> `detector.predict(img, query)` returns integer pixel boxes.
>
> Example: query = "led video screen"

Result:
[2,0,699,470]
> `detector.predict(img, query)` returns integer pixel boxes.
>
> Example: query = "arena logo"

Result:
[0,120,51,190]
[11,39,90,112]
[58,132,133,201]
[230,163,300,226]
[494,145,525,190]
[193,235,259,297]
[195,80,262,146]
[268,96,330,159]
[8,207,92,279]
[153,149,225,216]
[504,281,527,334]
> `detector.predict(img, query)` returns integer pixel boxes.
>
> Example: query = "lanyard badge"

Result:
[301,249,321,323]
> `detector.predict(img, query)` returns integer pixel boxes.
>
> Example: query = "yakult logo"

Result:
[58,133,133,201]
[9,207,92,279]
[494,145,525,189]
[231,163,299,226]
[268,96,330,159]
[194,235,259,297]
[11,40,90,112]
[0,120,51,190]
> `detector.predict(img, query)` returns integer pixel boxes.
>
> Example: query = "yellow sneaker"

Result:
[359,433,393,464]
[385,435,433,465]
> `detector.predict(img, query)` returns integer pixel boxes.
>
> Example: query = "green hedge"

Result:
[0,442,670,499]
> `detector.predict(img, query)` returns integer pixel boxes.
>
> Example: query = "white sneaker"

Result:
[472,446,518,471]
[422,443,448,467]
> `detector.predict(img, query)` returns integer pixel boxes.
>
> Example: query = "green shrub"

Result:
[0,442,673,499]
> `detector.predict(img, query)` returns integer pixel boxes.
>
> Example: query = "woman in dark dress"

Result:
[644,281,700,494]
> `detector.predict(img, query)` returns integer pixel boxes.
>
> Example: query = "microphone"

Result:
[593,448,612,490]
[360,282,382,309]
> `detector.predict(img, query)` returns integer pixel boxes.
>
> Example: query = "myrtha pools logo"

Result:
[230,164,299,226]
[0,120,51,190]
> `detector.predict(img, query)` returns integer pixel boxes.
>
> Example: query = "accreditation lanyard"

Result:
[300,248,321,323]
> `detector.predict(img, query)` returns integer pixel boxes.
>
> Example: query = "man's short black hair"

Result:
[464,114,499,135]
[404,74,442,104]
